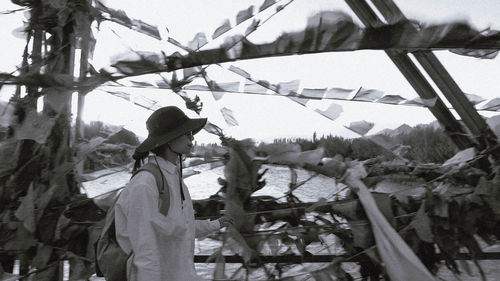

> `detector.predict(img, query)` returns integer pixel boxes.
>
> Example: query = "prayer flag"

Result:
[300,88,326,99]
[236,6,254,25]
[212,19,231,39]
[221,107,239,126]
[353,88,384,102]
[315,103,343,121]
[377,95,406,104]
[14,111,56,144]
[277,80,300,96]
[346,120,374,136]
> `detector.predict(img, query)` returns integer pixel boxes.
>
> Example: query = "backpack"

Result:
[94,162,170,281]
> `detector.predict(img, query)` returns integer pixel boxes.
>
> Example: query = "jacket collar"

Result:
[148,155,177,174]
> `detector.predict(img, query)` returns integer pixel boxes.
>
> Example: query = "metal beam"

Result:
[345,0,473,149]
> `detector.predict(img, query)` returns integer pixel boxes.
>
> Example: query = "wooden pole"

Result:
[15,5,45,276]
[75,36,89,140]
[75,0,96,141]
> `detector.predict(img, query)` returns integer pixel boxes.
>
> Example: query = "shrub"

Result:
[271,124,459,163]
[350,138,387,160]
[395,126,457,163]
[318,135,352,157]
[83,121,106,139]
[82,121,140,145]
[107,129,140,145]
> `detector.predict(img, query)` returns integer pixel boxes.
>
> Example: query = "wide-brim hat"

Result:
[135,106,207,154]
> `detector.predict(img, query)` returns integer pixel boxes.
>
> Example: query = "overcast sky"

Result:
[1,0,500,143]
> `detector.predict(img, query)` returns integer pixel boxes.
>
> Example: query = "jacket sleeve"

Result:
[122,172,187,281]
[194,219,220,238]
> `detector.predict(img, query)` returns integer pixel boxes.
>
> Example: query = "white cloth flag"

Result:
[220,107,239,126]
[315,103,343,121]
[346,167,438,281]
[346,120,374,136]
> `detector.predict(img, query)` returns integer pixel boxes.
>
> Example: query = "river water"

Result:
[82,164,341,201]
[83,164,500,280]
[83,164,350,280]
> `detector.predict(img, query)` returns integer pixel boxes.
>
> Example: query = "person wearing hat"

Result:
[114,106,233,281]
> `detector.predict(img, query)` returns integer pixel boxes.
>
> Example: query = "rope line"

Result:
[101,83,499,112]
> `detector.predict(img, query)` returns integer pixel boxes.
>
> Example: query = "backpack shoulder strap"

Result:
[99,194,121,238]
[131,162,170,216]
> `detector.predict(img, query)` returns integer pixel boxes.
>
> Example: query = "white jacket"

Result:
[115,156,220,281]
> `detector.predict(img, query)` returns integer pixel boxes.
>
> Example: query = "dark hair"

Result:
[132,142,170,172]
[151,142,169,156]
[132,151,148,172]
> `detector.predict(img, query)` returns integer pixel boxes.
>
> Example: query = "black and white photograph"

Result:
[1,0,499,280]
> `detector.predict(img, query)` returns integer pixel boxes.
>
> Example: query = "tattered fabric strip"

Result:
[161,15,500,73]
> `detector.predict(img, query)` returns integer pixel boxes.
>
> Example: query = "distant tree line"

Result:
[274,125,458,163]
[80,121,459,166]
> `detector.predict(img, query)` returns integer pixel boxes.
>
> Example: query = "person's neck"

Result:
[158,148,180,165]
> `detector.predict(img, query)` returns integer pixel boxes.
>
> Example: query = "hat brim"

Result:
[135,117,207,154]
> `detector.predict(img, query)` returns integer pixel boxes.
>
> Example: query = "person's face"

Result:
[169,131,194,155]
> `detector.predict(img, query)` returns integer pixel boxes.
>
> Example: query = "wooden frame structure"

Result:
[354,0,499,151]
[4,0,500,280]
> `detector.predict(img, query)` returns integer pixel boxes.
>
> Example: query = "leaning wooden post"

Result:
[371,0,499,152]
[345,0,474,151]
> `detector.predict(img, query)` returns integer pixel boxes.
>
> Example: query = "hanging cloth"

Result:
[346,165,438,281]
